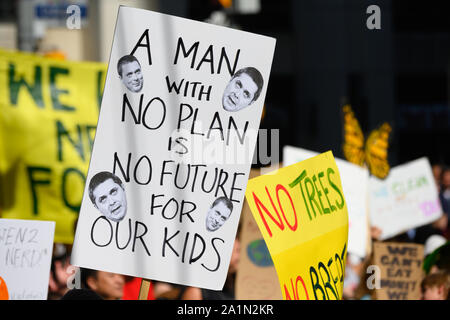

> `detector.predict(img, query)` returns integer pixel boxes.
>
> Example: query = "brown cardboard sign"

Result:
[373,242,424,300]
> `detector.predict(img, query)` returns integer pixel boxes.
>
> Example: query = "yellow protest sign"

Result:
[0,49,106,244]
[245,151,349,300]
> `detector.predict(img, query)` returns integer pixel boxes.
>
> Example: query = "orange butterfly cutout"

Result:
[342,105,392,179]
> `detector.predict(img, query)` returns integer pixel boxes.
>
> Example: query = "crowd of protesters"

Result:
[48,163,450,300]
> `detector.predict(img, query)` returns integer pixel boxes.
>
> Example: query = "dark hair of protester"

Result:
[117,54,140,77]
[211,196,233,212]
[88,171,124,205]
[232,67,264,103]
[60,288,103,300]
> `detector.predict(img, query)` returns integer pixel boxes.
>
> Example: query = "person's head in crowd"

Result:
[89,171,127,222]
[117,55,144,93]
[222,67,264,112]
[421,271,450,300]
[80,268,125,300]
[205,197,233,232]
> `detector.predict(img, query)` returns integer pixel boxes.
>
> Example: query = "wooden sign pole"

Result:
[138,279,151,300]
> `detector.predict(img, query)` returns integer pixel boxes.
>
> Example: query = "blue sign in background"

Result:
[35,4,87,19]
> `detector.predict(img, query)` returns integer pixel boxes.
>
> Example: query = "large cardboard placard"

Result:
[283,146,369,259]
[373,242,424,300]
[235,169,282,300]
[71,7,276,290]
[0,218,55,300]
[369,157,442,240]
[245,151,349,300]
[0,49,106,244]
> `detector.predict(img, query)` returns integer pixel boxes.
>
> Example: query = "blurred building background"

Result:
[0,0,449,166]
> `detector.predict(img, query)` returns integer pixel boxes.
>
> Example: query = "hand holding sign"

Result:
[0,218,55,300]
[373,242,425,300]
[71,7,276,290]
[369,157,443,240]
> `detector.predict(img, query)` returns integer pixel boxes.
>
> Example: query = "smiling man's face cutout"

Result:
[222,72,258,112]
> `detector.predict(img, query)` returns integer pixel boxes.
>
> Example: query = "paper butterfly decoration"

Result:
[342,104,392,179]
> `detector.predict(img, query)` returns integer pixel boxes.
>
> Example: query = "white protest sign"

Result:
[283,145,369,258]
[369,157,442,240]
[71,7,276,290]
[0,218,55,300]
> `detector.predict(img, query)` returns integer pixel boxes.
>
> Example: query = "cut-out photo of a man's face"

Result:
[222,67,264,112]
[117,55,143,93]
[206,197,233,232]
[89,171,127,222]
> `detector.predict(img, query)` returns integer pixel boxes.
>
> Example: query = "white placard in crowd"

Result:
[369,157,442,240]
[71,7,276,290]
[0,218,55,300]
[283,145,369,258]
